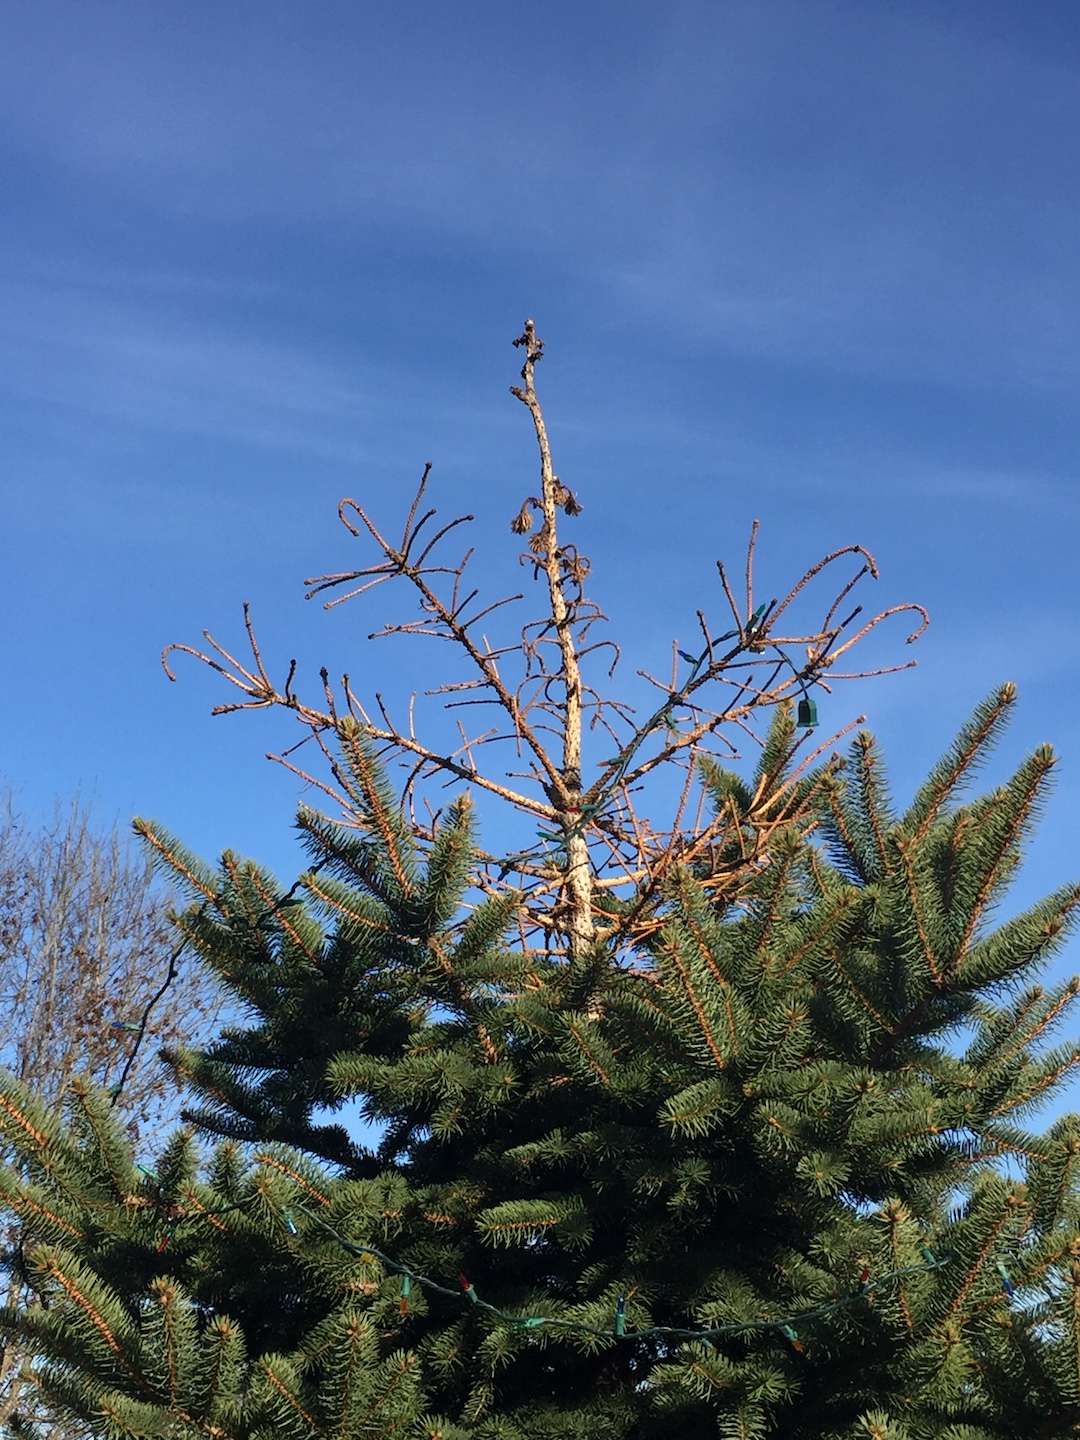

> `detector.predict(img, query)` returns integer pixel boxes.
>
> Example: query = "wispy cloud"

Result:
[3,4,1078,392]
[0,282,369,448]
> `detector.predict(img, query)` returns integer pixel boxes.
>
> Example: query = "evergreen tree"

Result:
[2,326,1080,1439]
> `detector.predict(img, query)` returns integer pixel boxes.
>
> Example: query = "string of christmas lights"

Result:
[291,1201,952,1350]
[523,602,837,866]
[508,619,767,871]
[130,1168,1034,1356]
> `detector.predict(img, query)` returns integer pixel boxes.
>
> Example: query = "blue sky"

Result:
[3,2,1080,994]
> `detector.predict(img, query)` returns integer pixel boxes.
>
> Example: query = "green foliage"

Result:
[4,699,1080,1437]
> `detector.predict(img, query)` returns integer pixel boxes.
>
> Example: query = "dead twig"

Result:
[164,321,927,962]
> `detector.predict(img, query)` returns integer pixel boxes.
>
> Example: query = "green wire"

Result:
[534,609,775,860]
[512,640,719,868]
[146,1187,953,1348]
[292,1203,950,1346]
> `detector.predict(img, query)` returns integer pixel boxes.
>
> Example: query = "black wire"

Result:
[108,901,210,1109]
[108,863,329,1107]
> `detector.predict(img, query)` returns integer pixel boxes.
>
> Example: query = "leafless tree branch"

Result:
[163,321,927,963]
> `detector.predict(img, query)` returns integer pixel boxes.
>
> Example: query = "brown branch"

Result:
[161,320,927,968]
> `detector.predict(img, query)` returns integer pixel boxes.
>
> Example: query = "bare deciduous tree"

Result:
[0,795,220,1125]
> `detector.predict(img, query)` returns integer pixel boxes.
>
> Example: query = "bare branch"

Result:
[163,321,927,964]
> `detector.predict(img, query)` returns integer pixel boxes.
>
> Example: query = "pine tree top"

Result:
[5,327,1080,1440]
